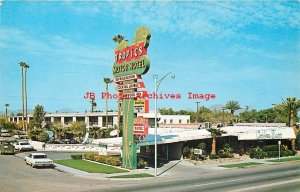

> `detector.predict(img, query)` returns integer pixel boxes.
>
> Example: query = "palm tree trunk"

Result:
[25,68,28,133]
[21,67,25,132]
[211,137,216,155]
[117,95,121,137]
[290,110,294,127]
[105,84,108,128]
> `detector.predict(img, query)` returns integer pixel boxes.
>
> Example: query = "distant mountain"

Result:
[53,108,74,113]
[209,104,224,111]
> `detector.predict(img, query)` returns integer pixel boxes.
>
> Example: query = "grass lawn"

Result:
[109,173,154,178]
[268,156,300,163]
[220,162,263,168]
[54,159,128,174]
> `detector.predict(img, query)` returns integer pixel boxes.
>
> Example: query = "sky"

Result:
[0,0,299,114]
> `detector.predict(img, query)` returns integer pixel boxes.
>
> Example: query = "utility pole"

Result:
[195,101,200,124]
[5,103,9,122]
[117,97,121,137]
[90,98,96,112]
[221,107,225,125]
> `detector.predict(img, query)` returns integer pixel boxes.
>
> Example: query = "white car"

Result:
[14,141,34,151]
[25,153,54,168]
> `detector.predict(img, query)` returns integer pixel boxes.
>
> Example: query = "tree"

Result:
[239,109,258,123]
[275,97,300,127]
[207,128,226,155]
[38,132,49,142]
[32,105,46,130]
[225,101,241,115]
[112,34,125,44]
[70,122,86,140]
[103,77,113,128]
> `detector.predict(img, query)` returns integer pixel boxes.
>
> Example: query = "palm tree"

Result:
[112,34,125,44]
[276,97,300,127]
[207,128,226,155]
[5,103,9,122]
[103,77,113,128]
[225,100,241,115]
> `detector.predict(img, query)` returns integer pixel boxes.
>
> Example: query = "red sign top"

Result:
[114,42,147,64]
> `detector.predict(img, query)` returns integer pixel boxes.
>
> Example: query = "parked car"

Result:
[14,141,34,151]
[25,153,54,168]
[13,134,28,139]
[0,139,15,155]
[1,129,11,137]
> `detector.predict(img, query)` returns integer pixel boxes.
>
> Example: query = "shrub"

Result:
[262,145,288,152]
[83,153,122,166]
[218,144,233,158]
[197,143,207,156]
[83,153,98,161]
[71,154,82,160]
[137,158,149,169]
[209,154,218,159]
[182,146,191,159]
[38,132,49,142]
[249,151,268,159]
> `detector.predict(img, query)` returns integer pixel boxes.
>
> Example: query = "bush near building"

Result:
[249,145,297,159]
[83,153,122,166]
[71,154,82,160]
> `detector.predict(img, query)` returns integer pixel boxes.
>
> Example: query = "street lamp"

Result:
[153,72,175,177]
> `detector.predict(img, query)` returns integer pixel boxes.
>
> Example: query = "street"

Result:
[105,162,300,192]
[0,154,299,192]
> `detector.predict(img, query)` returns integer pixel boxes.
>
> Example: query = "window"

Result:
[179,119,182,124]
[170,119,173,124]
[164,119,167,124]
[187,119,190,123]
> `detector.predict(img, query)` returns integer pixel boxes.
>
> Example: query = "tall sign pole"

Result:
[112,27,151,170]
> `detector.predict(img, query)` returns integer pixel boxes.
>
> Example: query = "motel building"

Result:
[94,123,296,162]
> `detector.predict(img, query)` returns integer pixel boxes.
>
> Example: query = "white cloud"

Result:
[66,1,300,40]
[0,27,113,67]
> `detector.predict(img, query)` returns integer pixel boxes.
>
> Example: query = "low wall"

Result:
[29,141,100,152]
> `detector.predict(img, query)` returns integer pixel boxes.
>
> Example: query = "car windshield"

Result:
[20,142,30,145]
[33,155,47,159]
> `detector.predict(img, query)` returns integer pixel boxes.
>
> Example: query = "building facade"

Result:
[9,112,190,128]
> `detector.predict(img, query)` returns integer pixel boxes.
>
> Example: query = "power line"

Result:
[201,0,273,24]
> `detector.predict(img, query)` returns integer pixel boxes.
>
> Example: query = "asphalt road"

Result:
[105,163,300,192]
[0,154,299,192]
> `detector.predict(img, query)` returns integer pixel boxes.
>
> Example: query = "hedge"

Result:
[250,150,296,159]
[83,153,122,166]
[262,145,288,152]
[71,154,82,160]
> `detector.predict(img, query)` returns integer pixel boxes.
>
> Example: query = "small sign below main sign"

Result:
[133,117,149,136]
[194,149,203,155]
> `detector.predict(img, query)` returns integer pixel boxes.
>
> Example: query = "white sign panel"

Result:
[194,149,203,155]
[134,106,145,113]
[99,146,107,156]
[238,128,296,140]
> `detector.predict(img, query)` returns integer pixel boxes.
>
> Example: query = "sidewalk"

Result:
[15,152,300,180]
[53,154,300,180]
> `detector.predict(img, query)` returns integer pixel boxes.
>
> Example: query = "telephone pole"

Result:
[195,101,200,124]
[221,107,226,125]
